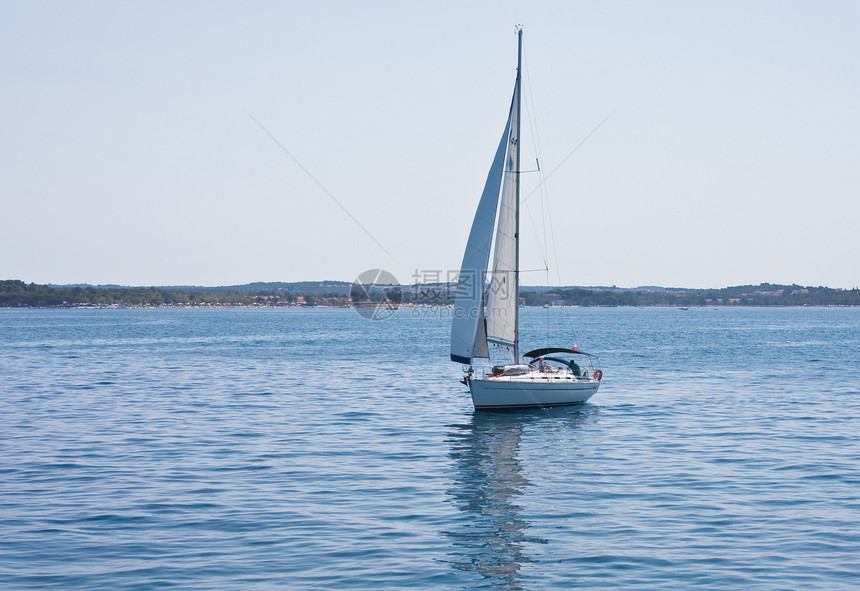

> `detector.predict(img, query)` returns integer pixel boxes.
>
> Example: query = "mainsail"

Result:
[485,74,520,359]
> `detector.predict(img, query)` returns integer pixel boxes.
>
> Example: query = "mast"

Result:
[513,25,522,362]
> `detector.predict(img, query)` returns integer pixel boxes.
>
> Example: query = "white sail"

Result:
[450,103,515,364]
[452,27,603,410]
[485,76,520,358]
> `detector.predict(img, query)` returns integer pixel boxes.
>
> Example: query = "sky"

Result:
[2,1,858,289]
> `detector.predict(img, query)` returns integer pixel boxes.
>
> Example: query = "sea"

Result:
[1,305,858,590]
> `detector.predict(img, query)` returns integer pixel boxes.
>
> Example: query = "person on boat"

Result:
[538,357,549,373]
[570,359,582,377]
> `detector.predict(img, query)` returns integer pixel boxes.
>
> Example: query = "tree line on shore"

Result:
[0,280,296,307]
[408,283,860,307]
[1,279,858,308]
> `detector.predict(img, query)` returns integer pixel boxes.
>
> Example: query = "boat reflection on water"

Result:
[443,408,595,589]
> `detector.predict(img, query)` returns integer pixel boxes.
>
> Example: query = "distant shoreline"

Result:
[3,304,856,310]
[2,280,859,308]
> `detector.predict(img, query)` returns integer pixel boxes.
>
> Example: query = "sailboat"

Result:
[450,27,603,411]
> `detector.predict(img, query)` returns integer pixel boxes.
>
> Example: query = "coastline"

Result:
[3,280,859,309]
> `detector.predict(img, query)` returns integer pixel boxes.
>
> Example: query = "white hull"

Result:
[469,373,600,410]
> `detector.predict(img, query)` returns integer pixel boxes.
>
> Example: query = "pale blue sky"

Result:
[2,1,858,288]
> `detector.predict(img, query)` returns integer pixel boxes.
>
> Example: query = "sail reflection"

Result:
[444,408,594,589]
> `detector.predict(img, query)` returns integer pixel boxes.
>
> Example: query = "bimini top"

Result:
[523,347,598,359]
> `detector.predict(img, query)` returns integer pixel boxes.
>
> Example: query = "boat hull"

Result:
[469,375,600,411]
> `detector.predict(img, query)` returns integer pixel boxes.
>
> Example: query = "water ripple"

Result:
[0,307,858,589]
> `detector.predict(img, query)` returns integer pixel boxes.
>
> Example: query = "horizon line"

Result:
[4,279,856,292]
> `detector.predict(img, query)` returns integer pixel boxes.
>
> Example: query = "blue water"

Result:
[1,306,859,589]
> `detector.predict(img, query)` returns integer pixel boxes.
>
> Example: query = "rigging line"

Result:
[522,57,542,176]
[523,199,549,267]
[246,111,393,258]
[545,262,550,335]
[543,188,563,342]
[542,184,563,293]
[522,48,550,276]
[524,51,598,345]
[523,50,558,268]
[540,179,549,284]
[523,48,559,349]
[519,267,551,273]
[523,48,545,174]
[520,48,550,280]
[521,111,614,208]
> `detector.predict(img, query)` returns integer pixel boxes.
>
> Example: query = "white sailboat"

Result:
[450,27,603,411]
